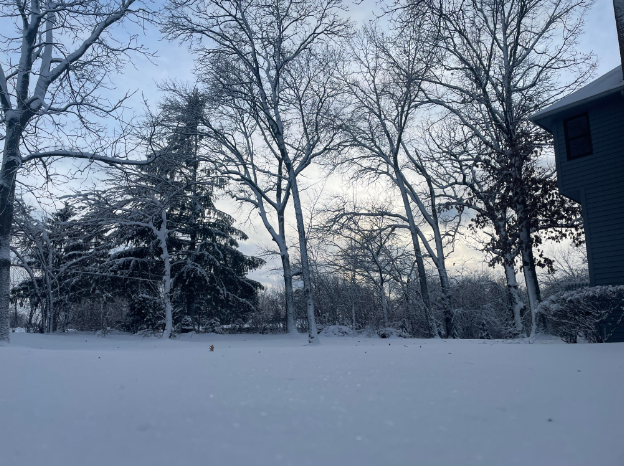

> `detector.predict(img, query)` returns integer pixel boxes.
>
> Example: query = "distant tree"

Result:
[10,200,51,332]
[338,17,460,337]
[10,200,98,333]
[321,205,409,328]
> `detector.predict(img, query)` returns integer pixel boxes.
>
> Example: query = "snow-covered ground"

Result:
[1,332,623,466]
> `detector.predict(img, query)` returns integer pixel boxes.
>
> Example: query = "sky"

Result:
[6,0,623,288]
[119,0,621,87]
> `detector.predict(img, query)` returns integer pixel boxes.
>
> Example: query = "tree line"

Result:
[1,0,594,342]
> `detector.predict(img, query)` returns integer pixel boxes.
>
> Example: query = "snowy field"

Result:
[1,333,623,466]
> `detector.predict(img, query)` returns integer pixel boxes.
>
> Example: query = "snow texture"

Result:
[1,333,623,466]
[377,327,410,338]
[320,325,354,337]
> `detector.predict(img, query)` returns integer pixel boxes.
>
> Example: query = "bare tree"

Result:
[320,199,421,330]
[10,198,112,333]
[0,0,152,341]
[413,0,594,335]
[424,121,529,335]
[337,19,461,337]
[162,0,351,343]
[198,97,299,335]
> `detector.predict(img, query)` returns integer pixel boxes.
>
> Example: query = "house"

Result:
[530,65,624,287]
[530,65,624,342]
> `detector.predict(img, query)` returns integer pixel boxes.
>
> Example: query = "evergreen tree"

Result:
[11,90,264,335]
[75,89,264,334]
[157,89,264,330]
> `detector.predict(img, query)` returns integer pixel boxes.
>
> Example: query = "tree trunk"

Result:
[519,227,542,336]
[514,216,542,336]
[161,251,174,339]
[187,232,196,330]
[394,174,436,337]
[380,280,388,327]
[503,258,527,337]
[280,253,297,334]
[156,213,173,339]
[253,190,297,335]
[45,274,54,334]
[429,186,455,339]
[0,246,10,342]
[44,235,54,333]
[437,268,455,338]
[278,209,296,334]
[186,292,195,330]
[0,118,23,343]
[288,172,318,344]
[27,304,35,333]
[350,256,357,330]
[495,215,527,337]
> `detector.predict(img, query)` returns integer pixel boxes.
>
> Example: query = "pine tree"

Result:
[11,90,265,335]
[81,90,264,334]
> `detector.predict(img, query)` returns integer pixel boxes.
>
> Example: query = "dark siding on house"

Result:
[554,97,624,196]
[551,95,624,288]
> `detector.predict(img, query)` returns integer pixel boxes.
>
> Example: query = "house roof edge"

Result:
[530,65,624,127]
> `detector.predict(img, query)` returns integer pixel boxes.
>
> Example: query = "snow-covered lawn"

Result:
[1,333,623,466]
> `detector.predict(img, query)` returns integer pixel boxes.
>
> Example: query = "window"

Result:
[563,112,593,160]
